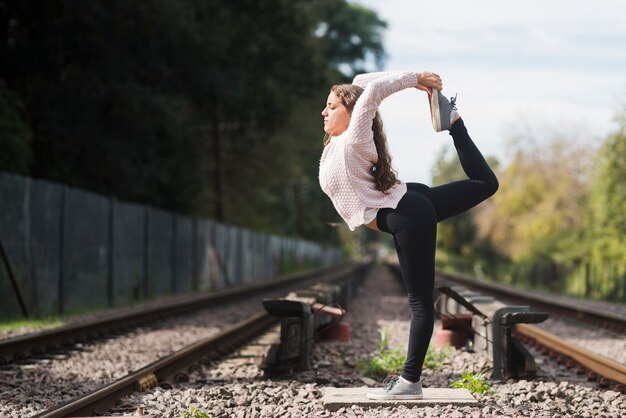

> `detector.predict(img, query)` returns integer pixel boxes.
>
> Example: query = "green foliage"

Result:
[312,0,387,77]
[0,80,32,174]
[588,122,626,264]
[480,138,589,263]
[432,111,626,302]
[359,328,454,379]
[431,146,496,258]
[0,317,63,331]
[180,407,210,418]
[423,344,454,370]
[0,0,387,245]
[451,372,493,395]
[359,327,405,379]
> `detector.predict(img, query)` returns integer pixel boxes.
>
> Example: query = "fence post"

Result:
[142,206,150,298]
[192,217,198,291]
[171,213,177,294]
[107,196,114,307]
[25,177,37,315]
[58,185,66,314]
[0,238,29,318]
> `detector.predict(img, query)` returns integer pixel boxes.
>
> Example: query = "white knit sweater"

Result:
[319,71,418,230]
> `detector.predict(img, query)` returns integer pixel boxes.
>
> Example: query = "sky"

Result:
[350,0,626,183]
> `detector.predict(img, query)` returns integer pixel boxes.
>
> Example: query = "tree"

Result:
[312,0,387,78]
[475,130,590,268]
[430,145,499,260]
[0,0,388,245]
[0,80,32,174]
[587,110,626,265]
[431,146,478,257]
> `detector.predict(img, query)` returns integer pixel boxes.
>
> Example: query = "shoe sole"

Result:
[366,393,424,400]
[430,91,441,132]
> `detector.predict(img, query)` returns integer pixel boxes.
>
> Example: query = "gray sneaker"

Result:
[429,90,457,132]
[366,376,423,400]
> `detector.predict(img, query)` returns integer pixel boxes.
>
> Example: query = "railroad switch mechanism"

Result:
[263,298,345,319]
[261,295,316,373]
[261,274,363,375]
[492,307,549,380]
[436,285,549,381]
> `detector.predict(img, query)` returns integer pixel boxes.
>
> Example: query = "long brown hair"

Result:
[324,84,400,194]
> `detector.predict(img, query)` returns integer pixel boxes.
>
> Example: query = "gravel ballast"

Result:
[0,285,300,418]
[103,266,625,418]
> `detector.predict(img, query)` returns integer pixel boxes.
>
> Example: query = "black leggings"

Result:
[376,119,498,382]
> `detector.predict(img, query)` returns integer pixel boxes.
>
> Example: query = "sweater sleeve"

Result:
[346,71,418,146]
[352,72,393,88]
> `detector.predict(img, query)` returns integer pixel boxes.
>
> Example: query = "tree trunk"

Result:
[550,261,559,292]
[584,262,591,298]
[622,267,626,303]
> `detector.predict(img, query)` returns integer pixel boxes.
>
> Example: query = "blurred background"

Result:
[0,0,624,318]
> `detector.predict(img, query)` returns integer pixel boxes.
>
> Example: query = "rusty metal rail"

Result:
[0,261,371,364]
[29,260,373,417]
[436,271,626,333]
[514,324,626,388]
[32,311,277,418]
[435,269,626,391]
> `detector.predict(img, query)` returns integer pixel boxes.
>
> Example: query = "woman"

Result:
[318,71,498,400]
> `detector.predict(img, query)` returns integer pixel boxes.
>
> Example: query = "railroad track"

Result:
[436,271,626,333]
[436,270,626,392]
[32,310,277,418]
[16,261,371,417]
[514,324,626,389]
[0,261,369,365]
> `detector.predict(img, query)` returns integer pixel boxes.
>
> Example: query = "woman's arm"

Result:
[346,71,418,146]
[353,71,442,92]
[352,72,394,88]
[347,71,442,147]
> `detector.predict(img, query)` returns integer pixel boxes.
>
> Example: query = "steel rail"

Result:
[32,311,277,418]
[0,260,370,364]
[515,323,626,386]
[432,269,626,389]
[436,271,626,332]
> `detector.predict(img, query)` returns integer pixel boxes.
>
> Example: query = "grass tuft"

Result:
[180,407,211,418]
[423,343,454,369]
[451,372,493,394]
[359,328,454,379]
[0,317,64,332]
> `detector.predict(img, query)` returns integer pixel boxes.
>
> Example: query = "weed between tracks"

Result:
[423,342,455,370]
[358,327,454,380]
[451,372,494,394]
[180,406,211,418]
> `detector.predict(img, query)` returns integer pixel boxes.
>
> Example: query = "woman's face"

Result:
[321,92,350,137]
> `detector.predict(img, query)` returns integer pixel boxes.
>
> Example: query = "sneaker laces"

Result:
[448,93,458,110]
[382,375,400,392]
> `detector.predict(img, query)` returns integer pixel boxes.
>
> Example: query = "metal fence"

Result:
[0,172,343,319]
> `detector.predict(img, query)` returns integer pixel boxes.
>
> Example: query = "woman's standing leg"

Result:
[376,192,438,384]
[377,120,498,384]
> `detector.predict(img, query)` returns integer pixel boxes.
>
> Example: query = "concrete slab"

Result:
[323,387,477,411]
